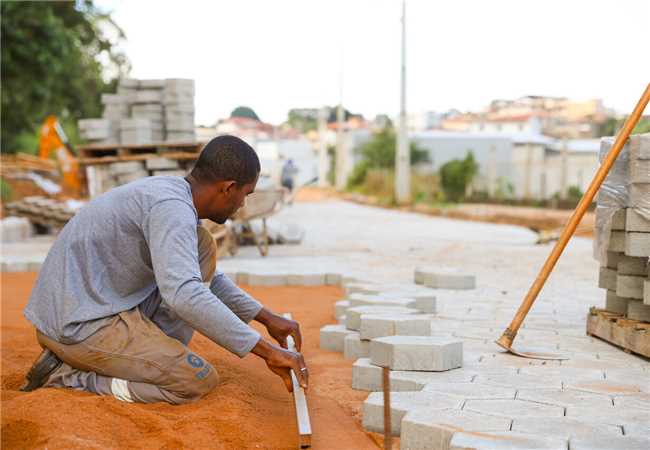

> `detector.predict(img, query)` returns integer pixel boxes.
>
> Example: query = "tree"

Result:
[598,116,650,137]
[439,152,478,202]
[231,106,260,121]
[1,1,128,153]
[347,126,429,188]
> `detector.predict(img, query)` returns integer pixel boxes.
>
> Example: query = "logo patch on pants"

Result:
[187,353,204,368]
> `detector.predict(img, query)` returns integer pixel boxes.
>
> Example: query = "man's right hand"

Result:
[251,338,308,392]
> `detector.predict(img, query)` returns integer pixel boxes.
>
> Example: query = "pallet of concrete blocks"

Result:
[78,118,118,144]
[414,266,476,290]
[109,161,148,185]
[119,118,157,146]
[163,79,195,143]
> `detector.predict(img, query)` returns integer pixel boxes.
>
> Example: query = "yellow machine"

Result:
[38,115,81,194]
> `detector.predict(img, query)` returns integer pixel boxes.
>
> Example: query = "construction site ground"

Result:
[1,188,648,448]
[1,275,376,450]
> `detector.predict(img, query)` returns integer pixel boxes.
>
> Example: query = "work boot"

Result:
[20,348,62,392]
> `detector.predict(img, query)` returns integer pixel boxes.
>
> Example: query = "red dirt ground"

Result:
[1,273,378,449]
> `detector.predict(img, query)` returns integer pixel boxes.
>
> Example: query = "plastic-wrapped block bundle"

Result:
[594,136,630,263]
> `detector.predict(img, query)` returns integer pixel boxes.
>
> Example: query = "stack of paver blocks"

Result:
[78,78,196,146]
[163,79,196,143]
[596,133,650,322]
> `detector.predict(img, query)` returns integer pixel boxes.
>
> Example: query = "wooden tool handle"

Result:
[499,83,650,347]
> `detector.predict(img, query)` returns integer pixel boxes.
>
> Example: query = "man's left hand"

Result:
[255,308,303,351]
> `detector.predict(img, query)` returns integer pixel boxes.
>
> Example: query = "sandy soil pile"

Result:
[1,273,377,449]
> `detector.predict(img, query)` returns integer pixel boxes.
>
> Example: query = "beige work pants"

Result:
[38,226,220,405]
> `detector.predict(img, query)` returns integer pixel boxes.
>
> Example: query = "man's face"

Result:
[210,176,258,224]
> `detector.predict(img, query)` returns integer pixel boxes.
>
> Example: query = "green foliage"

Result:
[287,109,318,133]
[1,0,128,153]
[231,106,260,121]
[493,177,515,200]
[439,152,479,202]
[598,117,650,137]
[1,177,12,203]
[347,127,430,187]
[327,145,336,185]
[567,185,583,201]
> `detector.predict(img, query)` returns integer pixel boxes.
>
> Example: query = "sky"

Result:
[97,0,650,126]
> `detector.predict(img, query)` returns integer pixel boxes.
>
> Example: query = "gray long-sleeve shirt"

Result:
[24,176,263,357]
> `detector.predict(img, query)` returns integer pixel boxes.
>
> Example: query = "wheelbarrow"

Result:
[231,188,287,256]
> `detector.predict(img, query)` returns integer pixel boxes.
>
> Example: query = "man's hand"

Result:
[251,338,308,392]
[254,308,302,351]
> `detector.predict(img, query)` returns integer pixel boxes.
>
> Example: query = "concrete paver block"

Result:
[623,424,650,439]
[569,435,650,450]
[247,272,287,286]
[598,267,617,290]
[351,359,479,392]
[475,373,562,390]
[630,133,650,160]
[343,333,369,360]
[604,250,624,269]
[370,336,463,371]
[606,289,633,314]
[517,366,605,381]
[286,273,326,286]
[463,399,565,419]
[413,295,437,313]
[319,325,357,352]
[565,379,642,396]
[448,431,567,450]
[363,391,463,435]
[616,274,645,299]
[359,314,431,340]
[617,255,649,275]
[325,273,342,285]
[608,231,626,252]
[565,405,650,427]
[345,305,419,331]
[613,393,650,410]
[401,408,512,450]
[516,388,613,409]
[348,293,416,308]
[416,267,476,290]
[611,208,627,230]
[145,157,179,170]
[422,381,515,400]
[334,300,349,318]
[625,232,650,257]
[511,416,621,439]
[627,300,650,321]
[626,208,650,232]
[630,159,650,183]
[352,358,383,391]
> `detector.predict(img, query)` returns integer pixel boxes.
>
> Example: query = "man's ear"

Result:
[223,180,237,194]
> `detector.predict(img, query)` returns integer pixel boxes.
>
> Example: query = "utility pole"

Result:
[395,0,410,203]
[560,138,569,200]
[318,107,329,188]
[335,49,347,191]
[488,144,497,198]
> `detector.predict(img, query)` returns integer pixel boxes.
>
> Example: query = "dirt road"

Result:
[1,273,376,450]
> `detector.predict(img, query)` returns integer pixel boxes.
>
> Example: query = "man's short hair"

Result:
[190,135,260,184]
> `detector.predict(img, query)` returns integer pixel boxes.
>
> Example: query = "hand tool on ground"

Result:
[282,313,312,448]
[496,83,650,360]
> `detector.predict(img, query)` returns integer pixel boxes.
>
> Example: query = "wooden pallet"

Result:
[586,307,650,358]
[78,151,203,166]
[77,141,205,161]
